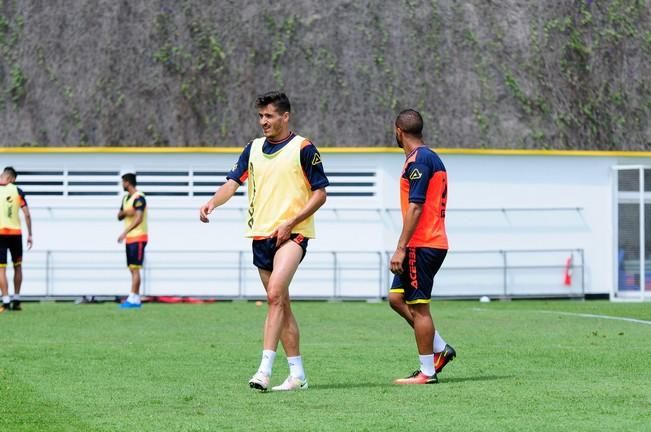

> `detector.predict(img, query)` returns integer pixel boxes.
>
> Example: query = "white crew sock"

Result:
[287,356,305,380]
[434,330,447,353]
[257,350,276,376]
[130,293,141,304]
[12,294,20,301]
[2,296,10,304]
[419,354,435,376]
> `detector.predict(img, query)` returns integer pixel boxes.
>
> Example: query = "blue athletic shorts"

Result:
[252,234,308,271]
[390,247,447,304]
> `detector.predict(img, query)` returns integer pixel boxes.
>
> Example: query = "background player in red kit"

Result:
[389,109,456,384]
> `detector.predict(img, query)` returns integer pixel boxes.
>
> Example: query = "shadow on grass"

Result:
[312,375,513,390]
[439,374,514,384]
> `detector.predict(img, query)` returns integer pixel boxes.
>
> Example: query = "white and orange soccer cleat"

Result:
[271,376,309,391]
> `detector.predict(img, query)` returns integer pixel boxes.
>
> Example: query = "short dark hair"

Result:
[121,173,137,186]
[395,109,424,138]
[3,166,18,179]
[256,91,291,114]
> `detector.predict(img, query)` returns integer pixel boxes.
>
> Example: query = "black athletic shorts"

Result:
[390,247,447,304]
[126,241,147,268]
[252,234,308,271]
[0,235,23,267]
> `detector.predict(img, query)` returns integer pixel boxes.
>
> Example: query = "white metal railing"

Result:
[12,248,584,300]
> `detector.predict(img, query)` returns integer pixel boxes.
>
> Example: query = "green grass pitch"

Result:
[1,300,650,431]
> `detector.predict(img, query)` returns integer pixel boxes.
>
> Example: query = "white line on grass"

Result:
[535,310,651,326]
[473,308,651,326]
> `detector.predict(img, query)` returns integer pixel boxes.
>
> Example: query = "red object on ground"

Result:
[564,256,573,286]
[142,296,217,304]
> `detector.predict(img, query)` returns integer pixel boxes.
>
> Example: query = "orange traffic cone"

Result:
[564,255,573,286]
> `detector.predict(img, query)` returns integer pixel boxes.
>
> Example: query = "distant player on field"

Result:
[389,109,456,384]
[0,167,33,312]
[200,91,329,391]
[117,173,148,309]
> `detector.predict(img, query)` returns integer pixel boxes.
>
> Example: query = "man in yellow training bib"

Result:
[0,167,33,313]
[200,92,329,391]
[117,173,148,309]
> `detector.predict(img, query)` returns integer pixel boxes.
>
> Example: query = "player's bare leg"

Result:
[262,242,302,352]
[0,267,10,312]
[130,267,141,296]
[120,267,142,309]
[411,303,435,355]
[389,291,455,373]
[395,303,437,384]
[250,241,307,391]
[389,292,414,326]
[12,264,22,310]
[258,268,301,357]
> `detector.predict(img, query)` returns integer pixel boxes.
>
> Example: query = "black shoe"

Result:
[0,303,11,313]
[434,344,457,373]
[11,300,22,311]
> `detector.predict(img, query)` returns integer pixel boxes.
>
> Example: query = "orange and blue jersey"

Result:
[226,132,329,191]
[400,146,448,249]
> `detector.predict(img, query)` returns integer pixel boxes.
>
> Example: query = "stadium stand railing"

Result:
[12,248,584,300]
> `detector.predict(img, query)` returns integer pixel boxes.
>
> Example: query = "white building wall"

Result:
[1,149,649,298]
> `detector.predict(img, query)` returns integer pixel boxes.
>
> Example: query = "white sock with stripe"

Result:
[419,354,435,376]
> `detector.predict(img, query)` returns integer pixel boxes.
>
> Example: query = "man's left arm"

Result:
[272,188,327,246]
[272,142,329,246]
[19,189,33,250]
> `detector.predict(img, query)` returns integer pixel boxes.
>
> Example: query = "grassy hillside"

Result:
[1,1,650,149]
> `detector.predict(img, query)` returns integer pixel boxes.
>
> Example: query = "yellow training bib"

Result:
[0,183,23,235]
[246,135,315,238]
[122,191,148,243]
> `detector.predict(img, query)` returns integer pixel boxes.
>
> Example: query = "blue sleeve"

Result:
[17,187,27,207]
[406,162,432,204]
[226,142,252,185]
[133,196,147,211]
[300,143,329,190]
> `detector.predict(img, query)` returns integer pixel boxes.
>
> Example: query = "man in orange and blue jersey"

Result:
[117,173,148,309]
[0,167,33,312]
[389,109,456,384]
[200,91,328,392]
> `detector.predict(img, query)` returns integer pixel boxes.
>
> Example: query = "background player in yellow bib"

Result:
[117,173,148,309]
[199,92,329,391]
[0,167,33,312]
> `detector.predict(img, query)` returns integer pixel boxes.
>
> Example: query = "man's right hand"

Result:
[199,202,215,223]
